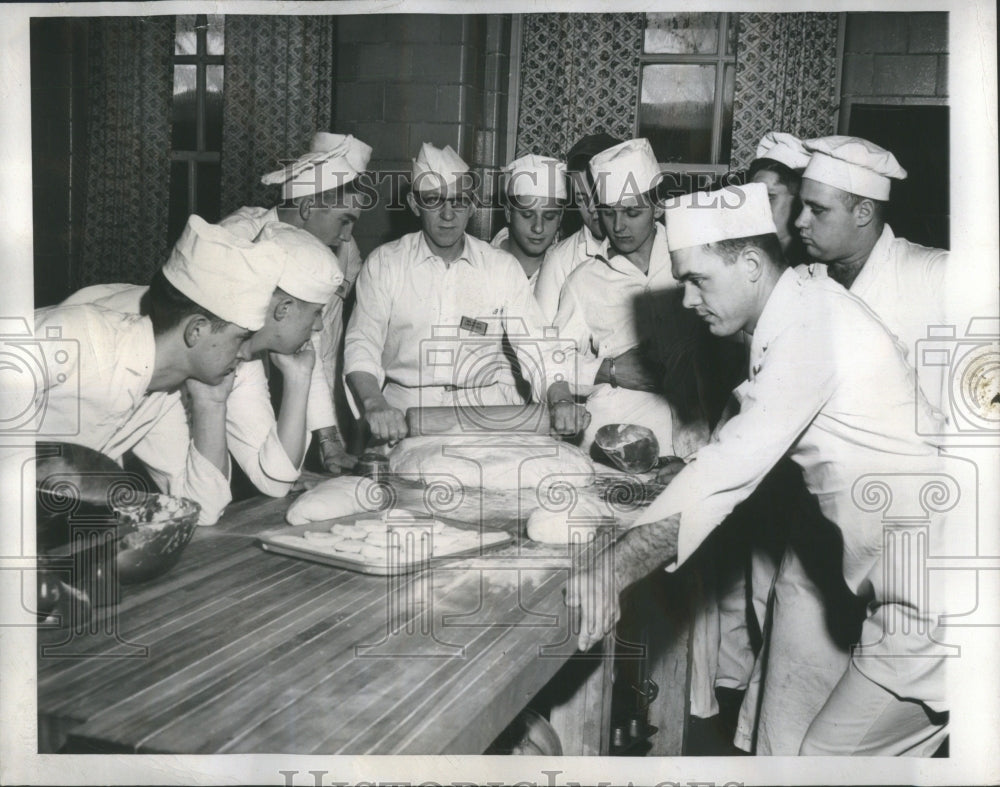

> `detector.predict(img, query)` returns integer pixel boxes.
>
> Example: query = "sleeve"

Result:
[225,360,302,497]
[633,325,837,569]
[128,396,233,526]
[343,250,391,387]
[551,276,603,395]
[533,241,573,324]
[304,328,337,432]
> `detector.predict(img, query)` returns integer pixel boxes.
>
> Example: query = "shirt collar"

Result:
[415,231,477,267]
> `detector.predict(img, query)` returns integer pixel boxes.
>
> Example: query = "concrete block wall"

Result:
[334,14,510,256]
[841,12,948,108]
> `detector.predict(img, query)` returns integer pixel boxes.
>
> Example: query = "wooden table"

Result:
[37,479,644,755]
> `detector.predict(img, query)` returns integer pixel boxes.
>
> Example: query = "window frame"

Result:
[170,13,224,216]
[636,12,738,171]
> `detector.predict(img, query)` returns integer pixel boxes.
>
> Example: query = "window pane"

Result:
[719,64,736,163]
[639,64,716,163]
[174,14,197,56]
[168,161,190,248]
[206,14,225,55]
[726,13,740,55]
[644,13,719,54]
[197,162,222,223]
[171,65,197,151]
[205,66,224,151]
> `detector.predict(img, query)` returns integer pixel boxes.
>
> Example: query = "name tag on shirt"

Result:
[460,316,488,336]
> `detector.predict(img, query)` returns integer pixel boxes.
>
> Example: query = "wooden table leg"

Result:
[548,635,616,756]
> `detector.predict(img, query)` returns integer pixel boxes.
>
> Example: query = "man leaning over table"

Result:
[27,216,283,524]
[221,131,373,474]
[569,182,949,756]
[61,221,343,505]
[343,142,590,444]
[726,135,954,754]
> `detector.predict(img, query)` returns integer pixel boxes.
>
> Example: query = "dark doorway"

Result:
[848,103,949,250]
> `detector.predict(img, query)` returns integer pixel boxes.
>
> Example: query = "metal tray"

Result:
[257,514,513,576]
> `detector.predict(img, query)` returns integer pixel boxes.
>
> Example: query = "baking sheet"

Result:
[257,513,513,576]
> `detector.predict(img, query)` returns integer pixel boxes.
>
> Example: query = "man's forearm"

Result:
[275,374,311,468]
[614,515,681,593]
[346,371,385,412]
[189,401,229,476]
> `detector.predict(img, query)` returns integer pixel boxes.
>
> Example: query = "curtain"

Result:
[79,17,174,289]
[220,16,336,216]
[515,13,644,159]
[729,13,840,170]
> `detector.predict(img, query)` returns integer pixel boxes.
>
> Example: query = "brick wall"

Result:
[841,12,948,108]
[333,14,510,256]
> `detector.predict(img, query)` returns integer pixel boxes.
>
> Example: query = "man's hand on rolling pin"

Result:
[549,400,591,435]
[362,395,408,444]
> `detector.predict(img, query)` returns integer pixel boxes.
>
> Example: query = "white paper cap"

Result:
[257,222,343,305]
[589,138,663,206]
[754,131,810,171]
[163,215,283,331]
[411,143,470,192]
[664,183,778,251]
[802,135,907,200]
[503,154,568,200]
[261,132,372,201]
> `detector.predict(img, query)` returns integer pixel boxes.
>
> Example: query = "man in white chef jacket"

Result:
[534,133,621,324]
[61,221,343,505]
[552,137,706,459]
[343,142,590,444]
[28,216,283,524]
[490,154,567,404]
[222,131,373,474]
[569,183,950,756]
[727,136,954,754]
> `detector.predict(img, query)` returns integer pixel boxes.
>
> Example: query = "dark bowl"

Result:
[594,423,661,474]
[112,493,200,584]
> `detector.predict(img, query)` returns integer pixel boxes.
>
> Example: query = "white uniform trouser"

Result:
[581,384,675,458]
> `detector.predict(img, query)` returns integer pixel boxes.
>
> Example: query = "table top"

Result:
[38,476,654,755]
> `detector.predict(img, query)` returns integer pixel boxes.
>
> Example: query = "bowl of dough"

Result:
[595,424,660,474]
[111,493,201,584]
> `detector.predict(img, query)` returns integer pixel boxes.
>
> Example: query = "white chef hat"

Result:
[261,132,372,201]
[754,131,810,171]
[256,222,343,305]
[163,215,283,331]
[411,142,470,193]
[589,138,663,206]
[664,183,777,251]
[802,135,907,201]
[503,154,568,200]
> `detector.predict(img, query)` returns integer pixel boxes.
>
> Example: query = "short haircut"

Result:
[595,185,661,210]
[142,269,231,335]
[504,193,567,210]
[286,177,364,210]
[838,190,888,221]
[706,233,787,270]
[747,157,801,193]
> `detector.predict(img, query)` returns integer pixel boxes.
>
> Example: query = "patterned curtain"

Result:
[729,13,840,170]
[79,17,174,289]
[220,16,336,216]
[515,13,644,158]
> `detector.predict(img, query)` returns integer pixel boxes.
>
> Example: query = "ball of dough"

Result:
[526,498,610,544]
[286,476,389,525]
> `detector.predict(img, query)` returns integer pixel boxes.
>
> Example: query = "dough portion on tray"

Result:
[388,433,595,490]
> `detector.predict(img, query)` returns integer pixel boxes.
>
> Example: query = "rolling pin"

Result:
[405,404,551,436]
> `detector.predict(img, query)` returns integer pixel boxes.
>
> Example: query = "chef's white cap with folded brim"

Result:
[163,215,283,331]
[411,142,470,193]
[802,135,907,201]
[755,131,810,171]
[256,222,343,305]
[665,183,777,251]
[503,154,568,200]
[589,138,663,206]
[260,132,372,201]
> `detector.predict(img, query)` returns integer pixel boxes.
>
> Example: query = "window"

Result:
[168,14,225,244]
[637,13,738,168]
